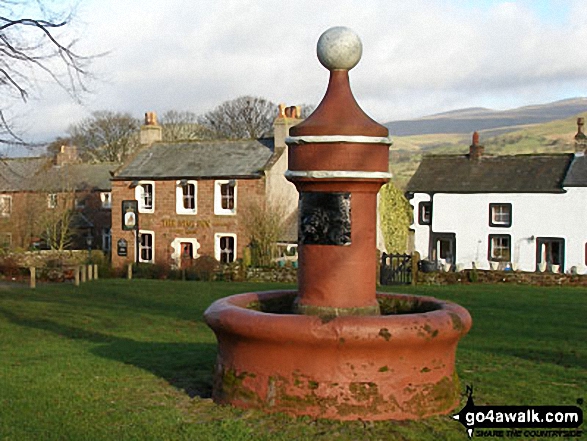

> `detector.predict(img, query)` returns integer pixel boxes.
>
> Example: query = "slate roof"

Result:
[406,154,574,194]
[112,139,275,180]
[0,158,118,193]
[0,157,47,191]
[563,154,587,186]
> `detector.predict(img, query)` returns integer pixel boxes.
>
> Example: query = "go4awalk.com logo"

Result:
[452,386,584,438]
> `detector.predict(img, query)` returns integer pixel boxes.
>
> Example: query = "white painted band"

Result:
[285,170,392,179]
[286,135,393,145]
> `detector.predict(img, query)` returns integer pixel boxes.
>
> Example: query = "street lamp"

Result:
[86,233,93,263]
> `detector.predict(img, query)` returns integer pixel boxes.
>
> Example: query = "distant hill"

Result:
[387,100,587,189]
[384,98,587,136]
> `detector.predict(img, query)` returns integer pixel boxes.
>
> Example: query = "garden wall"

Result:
[417,269,587,287]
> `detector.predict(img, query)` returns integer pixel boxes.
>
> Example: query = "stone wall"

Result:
[417,269,587,286]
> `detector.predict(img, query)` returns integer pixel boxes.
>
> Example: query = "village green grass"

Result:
[0,280,584,440]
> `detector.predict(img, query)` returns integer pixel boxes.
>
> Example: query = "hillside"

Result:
[384,97,587,137]
[389,109,587,189]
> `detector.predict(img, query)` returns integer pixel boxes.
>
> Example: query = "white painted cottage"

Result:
[405,119,587,273]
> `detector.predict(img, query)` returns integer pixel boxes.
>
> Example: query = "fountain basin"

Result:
[204,290,472,420]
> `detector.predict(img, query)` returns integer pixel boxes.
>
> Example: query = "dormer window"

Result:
[489,203,512,227]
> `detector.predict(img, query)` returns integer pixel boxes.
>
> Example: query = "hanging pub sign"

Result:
[122,200,139,231]
[117,238,128,256]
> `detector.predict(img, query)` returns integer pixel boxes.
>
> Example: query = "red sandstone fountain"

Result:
[204,27,472,420]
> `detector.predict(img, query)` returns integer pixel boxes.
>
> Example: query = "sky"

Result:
[4,0,587,151]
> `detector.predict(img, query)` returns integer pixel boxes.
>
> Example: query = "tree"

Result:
[1,1,92,146]
[198,96,277,140]
[68,111,140,162]
[379,182,412,253]
[242,199,286,267]
[159,110,215,142]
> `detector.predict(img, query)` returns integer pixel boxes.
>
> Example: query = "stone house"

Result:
[406,120,587,273]
[110,108,302,269]
[0,146,117,251]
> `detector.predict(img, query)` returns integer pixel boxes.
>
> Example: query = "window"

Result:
[100,192,112,209]
[215,233,236,263]
[488,234,511,261]
[176,180,197,214]
[139,230,154,263]
[418,201,431,225]
[0,232,11,249]
[102,228,112,252]
[0,195,12,217]
[48,193,58,209]
[489,203,512,227]
[135,181,155,213]
[214,180,237,215]
[75,197,86,209]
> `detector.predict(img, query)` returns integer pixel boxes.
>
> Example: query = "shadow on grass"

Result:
[0,307,216,399]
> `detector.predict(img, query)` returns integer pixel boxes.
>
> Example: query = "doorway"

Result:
[430,233,456,270]
[536,237,565,272]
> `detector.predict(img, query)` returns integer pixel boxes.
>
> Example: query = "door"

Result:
[536,238,565,272]
[430,233,456,270]
[180,242,194,269]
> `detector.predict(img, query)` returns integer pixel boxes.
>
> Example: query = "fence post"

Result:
[93,264,99,280]
[74,266,80,286]
[88,264,93,281]
[81,265,87,283]
[411,251,420,286]
[29,267,36,289]
[127,263,133,280]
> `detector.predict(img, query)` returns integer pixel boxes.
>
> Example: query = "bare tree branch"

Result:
[1,1,95,146]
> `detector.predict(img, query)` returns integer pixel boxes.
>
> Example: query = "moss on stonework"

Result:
[377,296,440,315]
[449,311,465,332]
[402,373,460,418]
[378,328,392,341]
[218,368,260,405]
[246,293,297,314]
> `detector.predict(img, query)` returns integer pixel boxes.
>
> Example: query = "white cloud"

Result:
[6,0,587,143]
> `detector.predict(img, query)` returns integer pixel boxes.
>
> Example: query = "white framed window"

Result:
[0,195,12,218]
[419,201,431,225]
[215,233,237,263]
[135,181,155,213]
[214,180,237,215]
[102,228,112,252]
[176,180,197,214]
[100,192,112,209]
[489,203,512,227]
[138,230,155,263]
[489,234,511,262]
[47,193,58,209]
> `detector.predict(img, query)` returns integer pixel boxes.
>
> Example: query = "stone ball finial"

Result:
[317,26,362,71]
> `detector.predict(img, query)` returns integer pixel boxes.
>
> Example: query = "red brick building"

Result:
[0,146,117,252]
[110,109,301,269]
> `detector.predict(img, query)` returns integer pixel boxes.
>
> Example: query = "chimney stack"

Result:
[140,111,162,145]
[55,145,80,166]
[273,104,303,149]
[575,117,587,153]
[469,131,484,160]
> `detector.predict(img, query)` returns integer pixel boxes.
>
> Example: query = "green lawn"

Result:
[0,280,584,440]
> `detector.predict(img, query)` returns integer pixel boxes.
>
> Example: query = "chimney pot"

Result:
[469,131,484,160]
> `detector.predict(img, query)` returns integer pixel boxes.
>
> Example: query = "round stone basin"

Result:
[204,290,472,420]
